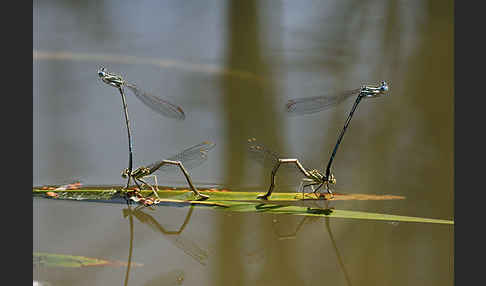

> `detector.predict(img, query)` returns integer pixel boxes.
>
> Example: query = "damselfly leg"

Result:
[248,138,334,200]
[122,142,216,202]
[299,179,322,199]
[136,175,160,199]
[256,157,333,200]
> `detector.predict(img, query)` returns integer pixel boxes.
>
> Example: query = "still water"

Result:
[34,1,453,285]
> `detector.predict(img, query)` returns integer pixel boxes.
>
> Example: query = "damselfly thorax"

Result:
[301,169,336,192]
[98,68,125,88]
[122,166,151,180]
[306,169,325,183]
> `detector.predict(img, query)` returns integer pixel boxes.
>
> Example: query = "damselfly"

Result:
[122,141,215,201]
[248,138,335,200]
[255,81,389,200]
[97,67,186,189]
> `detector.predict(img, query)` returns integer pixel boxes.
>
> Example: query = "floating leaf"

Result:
[32,186,453,225]
[33,186,405,202]
[33,252,143,268]
[211,201,453,225]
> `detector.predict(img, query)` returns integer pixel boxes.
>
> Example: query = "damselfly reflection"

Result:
[123,205,209,266]
[272,215,352,286]
[272,216,322,240]
[122,141,215,201]
[143,269,185,286]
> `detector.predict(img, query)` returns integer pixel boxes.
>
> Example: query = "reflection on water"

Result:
[123,201,347,285]
[142,269,185,286]
[325,218,353,286]
[123,205,209,266]
[122,205,186,286]
[33,194,452,286]
[34,0,453,285]
[273,215,353,285]
[33,281,52,286]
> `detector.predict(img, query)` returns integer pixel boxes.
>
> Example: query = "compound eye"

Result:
[98,67,106,77]
[380,81,389,92]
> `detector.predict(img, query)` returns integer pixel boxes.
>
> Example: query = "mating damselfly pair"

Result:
[250,81,389,200]
[98,66,389,203]
[98,67,211,202]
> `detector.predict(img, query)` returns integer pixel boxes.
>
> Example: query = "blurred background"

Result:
[33,0,453,285]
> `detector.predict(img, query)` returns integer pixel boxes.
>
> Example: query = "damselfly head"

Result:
[362,81,389,98]
[379,81,389,94]
[121,168,129,178]
[328,173,336,185]
[97,67,107,78]
[98,67,124,88]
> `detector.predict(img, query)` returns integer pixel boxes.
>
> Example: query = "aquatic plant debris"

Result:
[32,186,453,225]
[33,186,405,201]
[33,252,143,268]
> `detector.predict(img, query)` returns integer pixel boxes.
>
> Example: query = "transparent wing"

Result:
[247,138,280,168]
[126,83,186,120]
[247,138,301,175]
[285,88,361,115]
[146,141,216,175]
